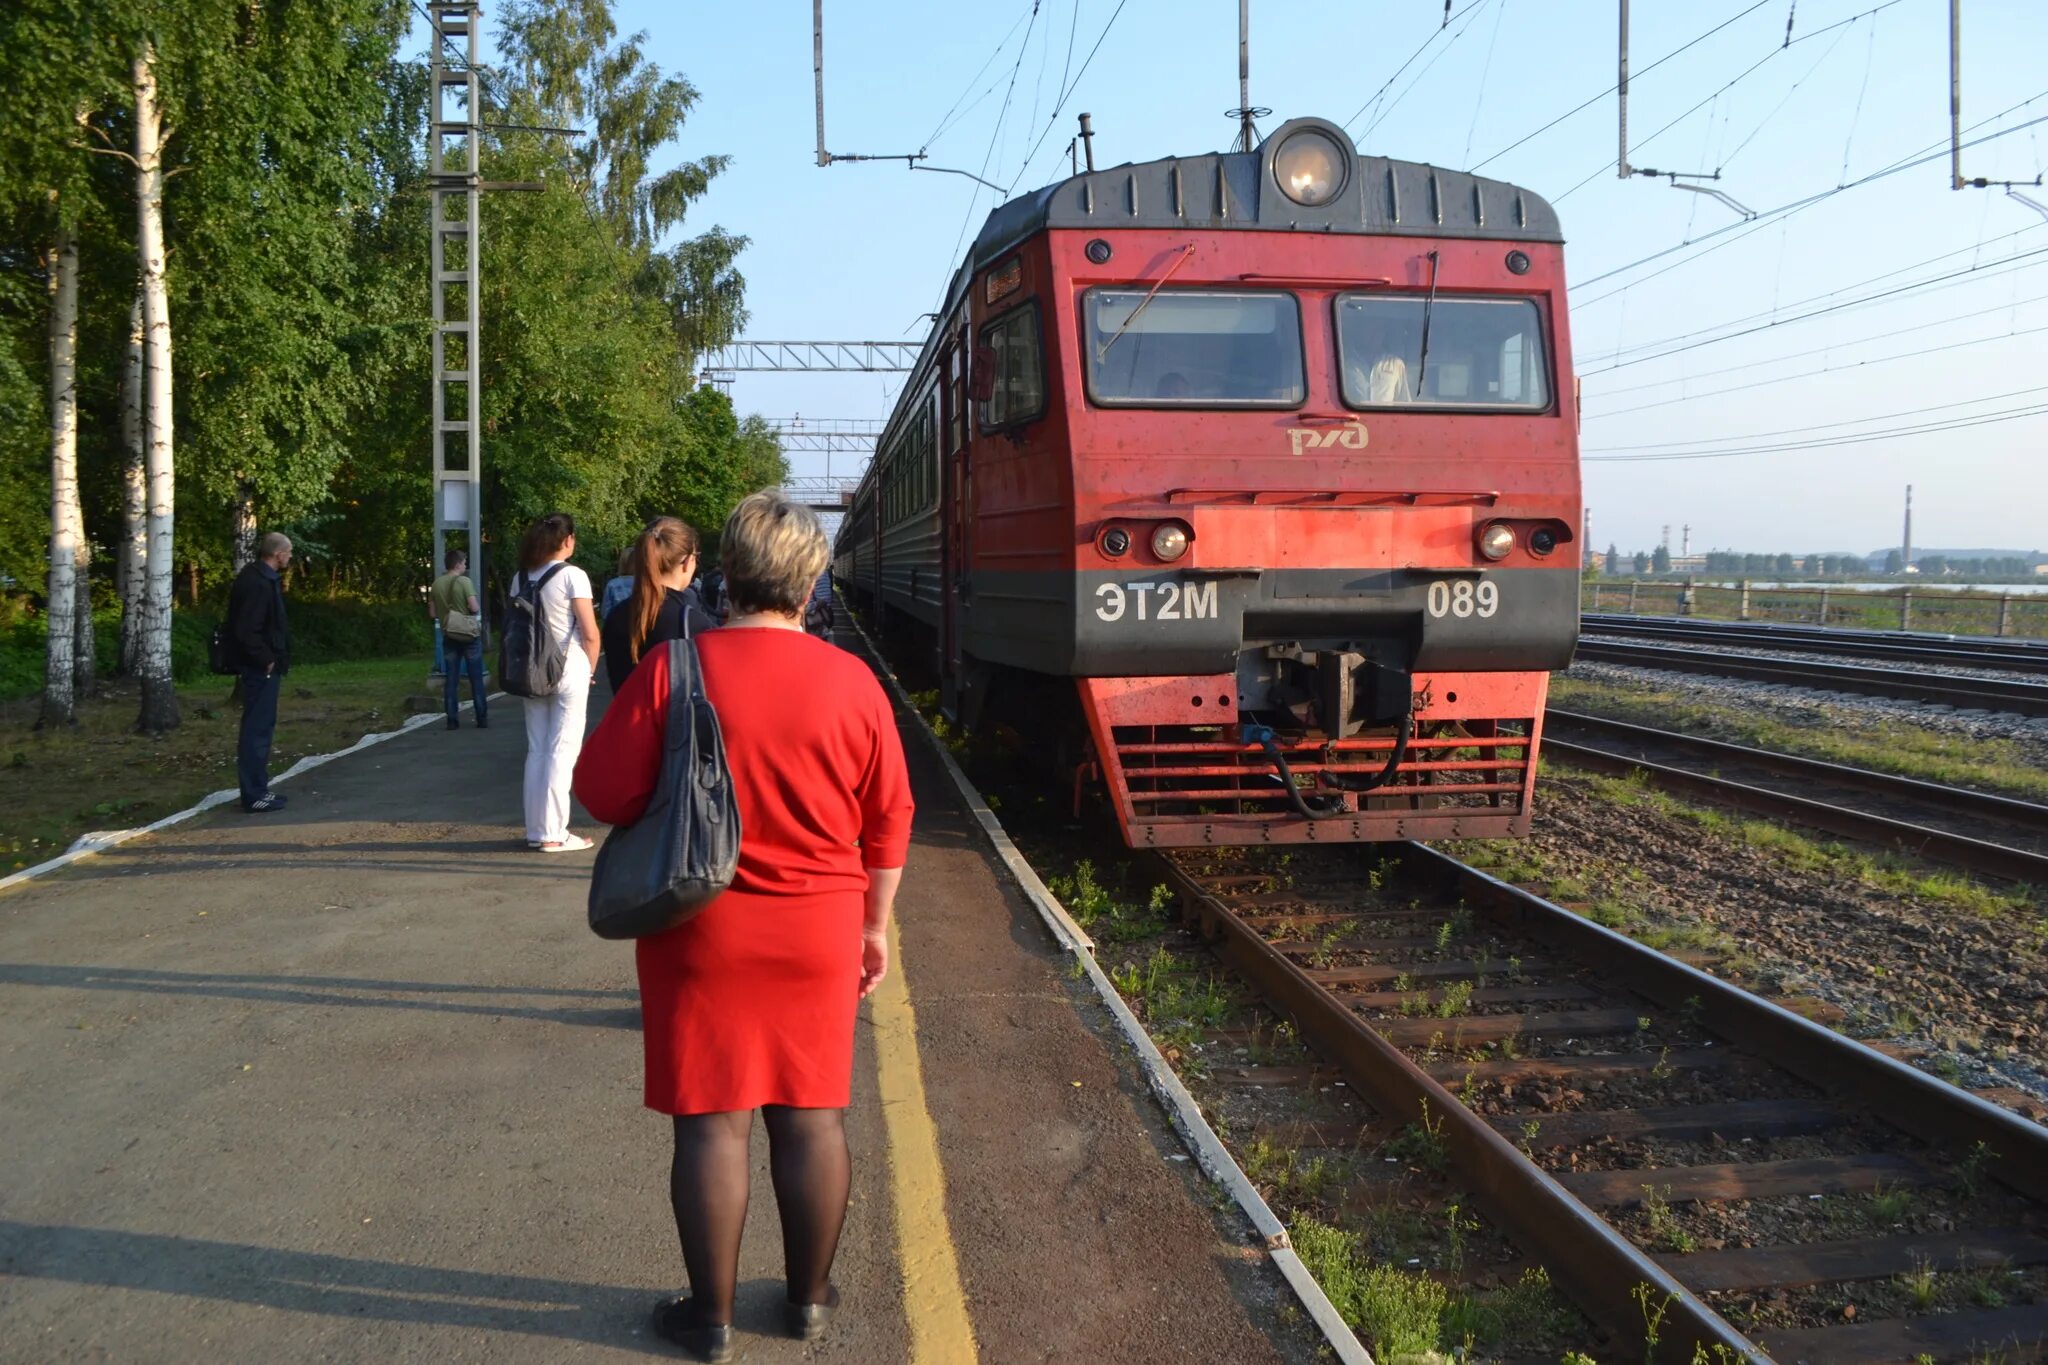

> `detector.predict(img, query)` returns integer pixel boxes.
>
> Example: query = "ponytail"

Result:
[626,516,700,663]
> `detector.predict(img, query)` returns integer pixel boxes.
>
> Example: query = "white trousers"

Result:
[522,654,591,844]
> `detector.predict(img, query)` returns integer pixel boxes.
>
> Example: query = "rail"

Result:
[1574,639,2048,718]
[1159,844,2048,1362]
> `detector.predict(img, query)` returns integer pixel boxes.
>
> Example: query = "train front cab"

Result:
[969,120,1581,848]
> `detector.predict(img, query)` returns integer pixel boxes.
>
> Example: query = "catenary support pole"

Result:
[428,4,485,666]
[1617,0,1632,177]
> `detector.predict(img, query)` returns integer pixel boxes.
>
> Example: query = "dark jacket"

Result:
[601,585,716,691]
[228,560,291,673]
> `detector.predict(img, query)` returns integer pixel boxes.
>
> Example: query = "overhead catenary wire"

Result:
[1571,92,2048,297]
[1357,0,1497,145]
[1468,1,1772,171]
[1582,249,2048,373]
[920,4,1040,151]
[1588,241,2048,366]
[1585,383,2048,451]
[1552,2,1880,204]
[1583,402,2048,462]
[1343,0,1493,137]
[1005,0,1133,193]
[1584,318,2048,417]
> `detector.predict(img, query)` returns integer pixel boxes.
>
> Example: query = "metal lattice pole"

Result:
[429,4,484,667]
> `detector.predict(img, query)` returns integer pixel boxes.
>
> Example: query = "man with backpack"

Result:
[502,513,600,852]
[228,532,293,813]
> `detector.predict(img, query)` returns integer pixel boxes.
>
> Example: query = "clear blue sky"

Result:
[442,1,2048,558]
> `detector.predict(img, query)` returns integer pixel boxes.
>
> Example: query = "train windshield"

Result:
[1336,295,1550,410]
[1083,289,1305,407]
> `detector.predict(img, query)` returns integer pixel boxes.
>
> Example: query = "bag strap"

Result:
[664,638,695,755]
[518,561,567,603]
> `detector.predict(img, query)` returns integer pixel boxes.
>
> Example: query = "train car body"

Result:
[835,118,1579,847]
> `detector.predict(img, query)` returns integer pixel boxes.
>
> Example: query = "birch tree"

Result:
[118,289,145,674]
[40,225,81,727]
[133,41,178,734]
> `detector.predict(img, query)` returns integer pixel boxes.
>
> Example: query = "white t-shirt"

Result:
[514,561,593,655]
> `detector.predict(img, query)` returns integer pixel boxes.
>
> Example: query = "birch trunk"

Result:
[232,486,257,570]
[134,44,180,733]
[118,289,146,674]
[40,228,80,728]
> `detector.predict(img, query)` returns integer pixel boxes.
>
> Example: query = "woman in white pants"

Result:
[512,513,601,852]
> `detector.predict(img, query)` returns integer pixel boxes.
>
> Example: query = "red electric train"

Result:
[833,117,1580,847]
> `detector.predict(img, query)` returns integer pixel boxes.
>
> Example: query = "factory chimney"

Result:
[1902,485,1913,571]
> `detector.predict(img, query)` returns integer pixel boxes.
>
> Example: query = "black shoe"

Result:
[245,793,287,813]
[446,718,460,730]
[783,1284,839,1342]
[475,718,489,728]
[650,1296,733,1363]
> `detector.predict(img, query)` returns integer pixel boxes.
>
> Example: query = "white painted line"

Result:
[0,692,503,897]
[841,616,1373,1365]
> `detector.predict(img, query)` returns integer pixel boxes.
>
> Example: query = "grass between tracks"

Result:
[0,658,440,875]
[1557,767,2039,922]
[1548,676,2048,804]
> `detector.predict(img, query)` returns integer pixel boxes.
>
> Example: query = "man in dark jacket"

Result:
[228,532,293,812]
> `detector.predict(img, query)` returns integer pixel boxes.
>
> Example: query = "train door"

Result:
[939,330,969,713]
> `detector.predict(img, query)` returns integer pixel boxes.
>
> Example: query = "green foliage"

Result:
[0,0,781,648]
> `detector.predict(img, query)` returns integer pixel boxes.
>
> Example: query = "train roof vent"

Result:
[966,116,1561,268]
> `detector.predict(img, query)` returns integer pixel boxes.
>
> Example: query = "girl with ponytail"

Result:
[600,516,717,691]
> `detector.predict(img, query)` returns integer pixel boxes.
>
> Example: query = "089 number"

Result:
[1426,579,1500,620]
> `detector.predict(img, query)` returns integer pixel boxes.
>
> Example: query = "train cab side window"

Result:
[1336,294,1550,410]
[978,305,1045,430]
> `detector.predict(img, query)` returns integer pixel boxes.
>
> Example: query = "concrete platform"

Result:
[0,648,1311,1362]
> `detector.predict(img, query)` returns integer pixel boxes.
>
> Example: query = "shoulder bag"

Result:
[587,630,740,939]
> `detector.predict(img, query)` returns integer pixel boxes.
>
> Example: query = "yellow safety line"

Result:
[870,916,979,1364]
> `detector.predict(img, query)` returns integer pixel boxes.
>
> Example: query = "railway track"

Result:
[1162,845,2048,1364]
[1542,709,2048,886]
[1573,639,2048,718]
[1580,616,2048,676]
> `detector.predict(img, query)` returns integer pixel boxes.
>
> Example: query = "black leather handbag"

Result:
[587,635,740,939]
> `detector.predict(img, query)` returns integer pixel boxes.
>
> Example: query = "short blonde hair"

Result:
[721,490,828,616]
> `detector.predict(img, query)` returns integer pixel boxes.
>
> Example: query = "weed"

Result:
[1640,1185,1695,1254]
[1398,991,1430,1018]
[1632,1282,1673,1364]
[1548,875,1592,902]
[1506,955,1523,982]
[1649,1046,1674,1082]
[1243,1137,1333,1205]
[1498,1026,1523,1060]
[1969,1268,2010,1309]
[1517,1118,1543,1156]
[1308,924,1348,970]
[1290,1215,1445,1360]
[1562,1354,1600,1365]
[1868,1181,1912,1223]
[1434,920,1455,955]
[1899,1256,1937,1311]
[1391,971,1416,993]
[1956,1141,1997,1199]
[1436,979,1475,1019]
[1387,1100,1450,1175]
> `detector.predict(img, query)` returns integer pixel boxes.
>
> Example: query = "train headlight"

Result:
[1478,522,1516,561]
[1529,527,1558,556]
[1151,522,1191,562]
[1273,130,1347,206]
[1100,526,1131,557]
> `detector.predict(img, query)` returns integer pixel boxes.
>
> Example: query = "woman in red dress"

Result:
[574,491,912,1361]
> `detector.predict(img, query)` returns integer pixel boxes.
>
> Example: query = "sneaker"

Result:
[245,793,287,813]
[537,833,595,853]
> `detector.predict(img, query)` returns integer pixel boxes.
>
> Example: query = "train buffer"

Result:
[0,671,1319,1361]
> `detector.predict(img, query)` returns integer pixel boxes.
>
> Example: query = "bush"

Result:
[0,595,434,700]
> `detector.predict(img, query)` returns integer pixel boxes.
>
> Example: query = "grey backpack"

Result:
[586,633,740,939]
[499,562,569,698]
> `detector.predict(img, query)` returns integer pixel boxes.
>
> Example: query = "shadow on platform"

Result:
[0,963,640,1029]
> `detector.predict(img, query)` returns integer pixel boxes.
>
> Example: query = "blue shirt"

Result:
[599,574,634,621]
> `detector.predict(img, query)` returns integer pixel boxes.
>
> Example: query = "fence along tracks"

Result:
[1160,845,2048,1363]
[1543,709,2048,886]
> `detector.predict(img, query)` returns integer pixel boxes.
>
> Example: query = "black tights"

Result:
[669,1106,850,1324]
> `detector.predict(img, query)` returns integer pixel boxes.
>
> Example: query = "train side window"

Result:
[978,304,1044,430]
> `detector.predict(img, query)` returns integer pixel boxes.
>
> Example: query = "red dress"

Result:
[573,628,913,1114]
